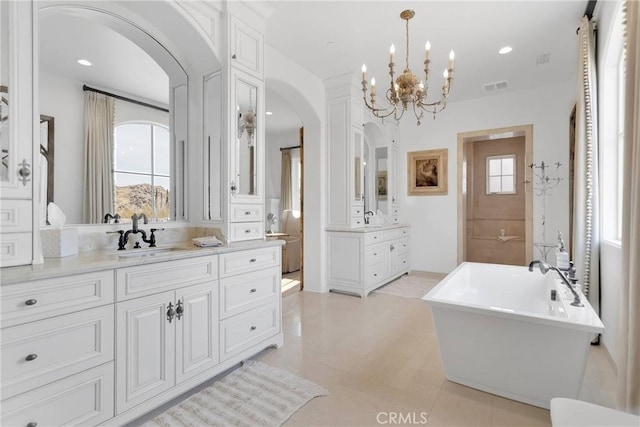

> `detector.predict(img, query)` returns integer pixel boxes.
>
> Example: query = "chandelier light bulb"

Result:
[425,41,431,60]
[362,64,367,81]
[371,77,376,95]
[390,44,395,63]
[449,50,455,68]
[443,69,448,78]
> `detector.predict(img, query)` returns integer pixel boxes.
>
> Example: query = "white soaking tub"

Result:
[422,262,604,409]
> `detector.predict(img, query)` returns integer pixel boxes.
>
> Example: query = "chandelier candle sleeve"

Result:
[361,9,456,125]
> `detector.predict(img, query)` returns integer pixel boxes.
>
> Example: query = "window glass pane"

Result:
[489,158,501,176]
[502,176,514,193]
[501,158,514,175]
[154,176,171,220]
[114,172,152,219]
[154,126,170,176]
[115,124,152,173]
[489,176,501,193]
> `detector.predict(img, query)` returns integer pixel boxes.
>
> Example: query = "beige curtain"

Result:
[618,0,640,415]
[82,92,115,223]
[573,16,600,313]
[281,149,292,211]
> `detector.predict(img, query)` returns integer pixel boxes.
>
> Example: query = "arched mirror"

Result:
[38,5,188,225]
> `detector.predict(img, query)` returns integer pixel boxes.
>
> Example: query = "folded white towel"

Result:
[192,236,223,247]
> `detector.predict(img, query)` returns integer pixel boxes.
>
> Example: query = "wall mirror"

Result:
[234,77,258,196]
[38,5,188,225]
[375,146,389,214]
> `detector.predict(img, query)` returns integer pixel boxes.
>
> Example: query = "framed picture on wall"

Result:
[377,171,387,200]
[407,148,448,196]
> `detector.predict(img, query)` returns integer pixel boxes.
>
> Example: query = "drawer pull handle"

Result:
[176,299,184,320]
[250,325,257,331]
[245,229,251,234]
[27,423,38,427]
[374,273,378,277]
[25,354,38,362]
[25,299,37,306]
[250,288,257,293]
[245,211,251,215]
[249,258,257,263]
[390,244,395,252]
[167,302,175,323]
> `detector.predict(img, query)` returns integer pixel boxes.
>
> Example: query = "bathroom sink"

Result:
[117,247,185,258]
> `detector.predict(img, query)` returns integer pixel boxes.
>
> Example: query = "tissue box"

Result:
[41,228,78,258]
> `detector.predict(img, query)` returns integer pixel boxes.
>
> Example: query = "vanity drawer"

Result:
[351,216,364,227]
[228,221,264,241]
[116,255,217,301]
[1,270,114,328]
[351,206,364,218]
[397,227,409,238]
[365,244,384,265]
[364,232,382,245]
[0,232,32,267]
[381,229,397,242]
[366,262,385,285]
[1,362,114,427]
[230,204,263,222]
[220,302,280,361]
[1,304,114,399]
[397,238,410,255]
[0,199,32,232]
[399,254,410,272]
[219,246,279,278]
[220,267,280,319]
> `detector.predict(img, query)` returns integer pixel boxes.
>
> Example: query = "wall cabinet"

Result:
[228,14,264,78]
[0,1,36,266]
[327,226,410,297]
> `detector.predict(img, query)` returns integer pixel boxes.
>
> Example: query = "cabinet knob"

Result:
[175,300,184,320]
[374,253,377,256]
[25,299,37,306]
[390,244,395,252]
[25,354,38,362]
[374,273,378,277]
[245,229,251,234]
[245,211,251,215]
[27,423,38,427]
[250,288,257,293]
[250,325,257,331]
[18,159,31,185]
[167,302,175,323]
[232,54,237,59]
[249,258,256,263]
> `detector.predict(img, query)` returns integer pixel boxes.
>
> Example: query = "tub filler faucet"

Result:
[528,260,584,307]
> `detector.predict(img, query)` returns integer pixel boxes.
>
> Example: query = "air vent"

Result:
[483,80,509,92]
[536,52,551,65]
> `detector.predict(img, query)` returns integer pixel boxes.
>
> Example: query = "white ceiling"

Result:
[264,0,586,117]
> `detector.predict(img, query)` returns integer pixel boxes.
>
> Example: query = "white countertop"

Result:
[325,223,409,233]
[0,239,284,285]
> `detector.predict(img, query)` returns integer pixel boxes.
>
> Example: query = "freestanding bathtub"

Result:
[422,262,604,409]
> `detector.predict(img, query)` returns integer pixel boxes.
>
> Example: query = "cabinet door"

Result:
[391,145,400,208]
[229,15,263,78]
[116,291,175,414]
[389,242,399,277]
[175,282,219,384]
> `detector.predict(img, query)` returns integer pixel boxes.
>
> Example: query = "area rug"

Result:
[374,273,444,299]
[142,360,328,427]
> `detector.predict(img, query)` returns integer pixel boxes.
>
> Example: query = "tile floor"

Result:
[254,271,618,427]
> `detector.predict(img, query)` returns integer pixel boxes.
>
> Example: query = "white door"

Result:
[175,282,219,384]
[116,291,175,414]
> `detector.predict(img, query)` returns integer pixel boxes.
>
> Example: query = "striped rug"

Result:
[142,361,328,427]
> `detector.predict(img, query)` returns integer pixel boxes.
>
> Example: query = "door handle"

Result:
[167,302,175,323]
[175,299,184,320]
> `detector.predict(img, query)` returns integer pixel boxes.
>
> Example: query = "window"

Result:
[486,155,516,194]
[601,2,626,243]
[114,123,171,221]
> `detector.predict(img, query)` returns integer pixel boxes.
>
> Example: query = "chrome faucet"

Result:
[364,211,374,225]
[528,260,583,307]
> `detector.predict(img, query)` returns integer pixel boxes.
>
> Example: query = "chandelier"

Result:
[361,10,455,125]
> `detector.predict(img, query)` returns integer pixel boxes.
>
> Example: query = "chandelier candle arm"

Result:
[360,9,456,125]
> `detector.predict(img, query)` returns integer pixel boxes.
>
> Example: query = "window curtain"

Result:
[618,0,640,415]
[573,15,600,313]
[280,149,292,211]
[82,91,115,223]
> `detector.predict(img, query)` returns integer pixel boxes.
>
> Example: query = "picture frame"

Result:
[376,170,387,200]
[407,148,448,196]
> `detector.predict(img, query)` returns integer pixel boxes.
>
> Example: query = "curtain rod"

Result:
[82,84,169,113]
[280,145,300,151]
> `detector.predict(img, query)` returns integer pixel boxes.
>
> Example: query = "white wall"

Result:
[399,80,575,273]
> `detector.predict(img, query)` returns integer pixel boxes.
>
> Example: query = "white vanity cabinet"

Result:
[115,255,219,414]
[0,1,37,267]
[327,225,411,297]
[0,270,116,426]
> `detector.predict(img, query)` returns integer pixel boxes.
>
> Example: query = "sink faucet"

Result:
[528,260,583,307]
[131,213,148,232]
[364,211,374,225]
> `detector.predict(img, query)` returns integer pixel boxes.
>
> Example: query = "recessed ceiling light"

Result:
[266,111,273,116]
[499,46,513,55]
[77,59,92,66]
